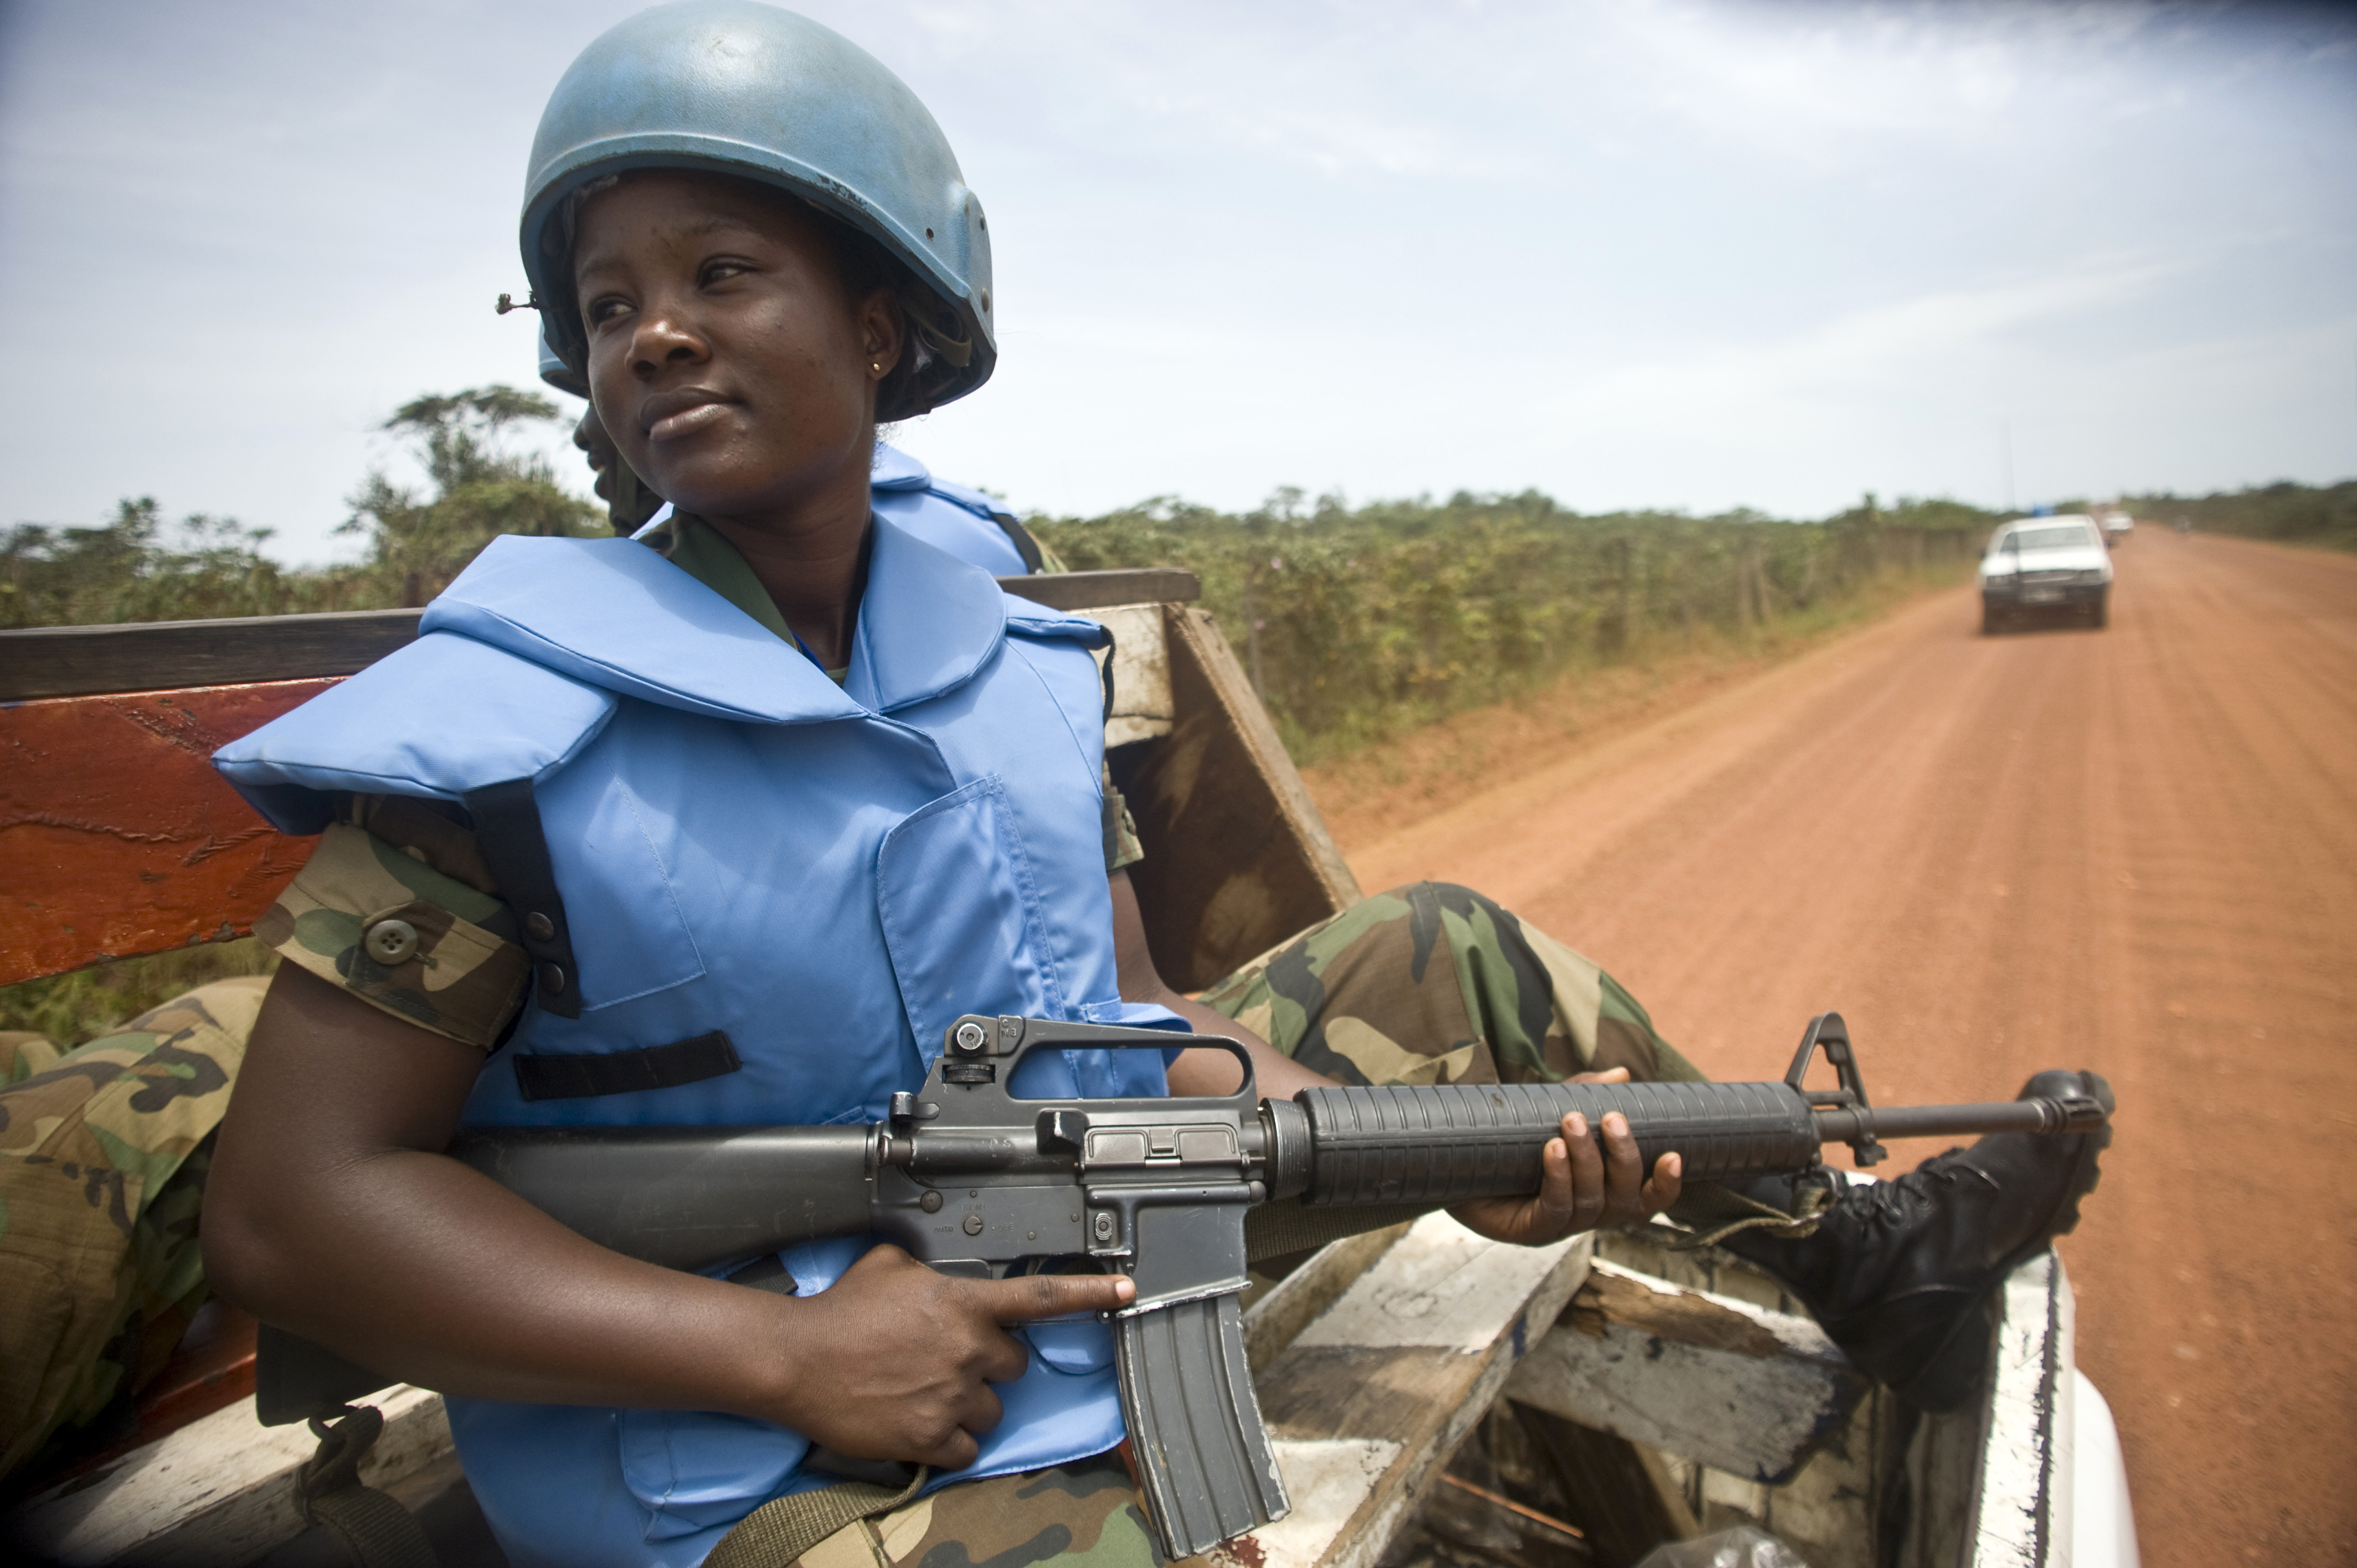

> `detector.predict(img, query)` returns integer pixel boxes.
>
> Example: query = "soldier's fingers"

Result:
[1568,1067,1632,1086]
[1640,1152,1684,1217]
[955,1378,1008,1440]
[1535,1137,1576,1229]
[919,1422,984,1472]
[1563,1112,1607,1226]
[972,1324,1032,1385]
[1598,1112,1644,1223]
[985,1270,1135,1324]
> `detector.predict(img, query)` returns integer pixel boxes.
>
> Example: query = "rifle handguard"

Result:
[1285,1079,1821,1204]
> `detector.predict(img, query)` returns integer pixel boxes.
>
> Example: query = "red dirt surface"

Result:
[1332,533,2357,1565]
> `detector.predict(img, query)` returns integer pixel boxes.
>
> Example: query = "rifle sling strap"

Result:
[296,1404,440,1568]
[706,1466,930,1568]
[994,513,1047,575]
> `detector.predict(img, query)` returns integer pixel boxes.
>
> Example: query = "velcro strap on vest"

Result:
[513,1031,742,1101]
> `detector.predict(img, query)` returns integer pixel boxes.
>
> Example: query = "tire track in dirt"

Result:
[1335,533,2357,1565]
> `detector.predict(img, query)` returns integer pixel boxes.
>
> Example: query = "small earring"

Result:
[871,361,882,374]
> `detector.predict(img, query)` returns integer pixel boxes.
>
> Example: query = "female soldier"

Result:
[205,6,1669,1563]
[205,6,2108,1565]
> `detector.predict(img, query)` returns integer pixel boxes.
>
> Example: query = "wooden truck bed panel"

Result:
[1,681,331,986]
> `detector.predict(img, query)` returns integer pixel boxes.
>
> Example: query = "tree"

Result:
[0,498,284,630]
[341,386,603,606]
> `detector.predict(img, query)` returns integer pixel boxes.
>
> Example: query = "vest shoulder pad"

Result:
[212,631,619,834]
[1000,597,1109,649]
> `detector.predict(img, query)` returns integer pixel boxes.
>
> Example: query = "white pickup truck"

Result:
[1980,517,2113,633]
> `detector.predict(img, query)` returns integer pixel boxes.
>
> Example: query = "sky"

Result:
[1,0,2351,563]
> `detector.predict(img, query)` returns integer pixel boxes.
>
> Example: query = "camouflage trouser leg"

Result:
[1197,881,1705,1089]
[789,1452,1159,1568]
[0,977,263,1480]
[1197,885,1825,1239]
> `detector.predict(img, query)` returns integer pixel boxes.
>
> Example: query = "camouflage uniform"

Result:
[258,801,529,1051]
[1198,879,1703,1090]
[774,1455,1154,1568]
[0,977,262,1479]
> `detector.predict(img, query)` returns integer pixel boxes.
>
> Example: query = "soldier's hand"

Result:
[761,1245,1134,1470]
[1449,1067,1682,1246]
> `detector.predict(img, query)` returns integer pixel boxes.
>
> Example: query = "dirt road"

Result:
[1339,533,2357,1565]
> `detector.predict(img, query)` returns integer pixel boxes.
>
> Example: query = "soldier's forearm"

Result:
[1107,869,1332,1097]
[1159,991,1334,1098]
[205,965,810,1420]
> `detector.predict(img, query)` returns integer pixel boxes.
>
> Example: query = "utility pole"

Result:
[2000,421,2015,514]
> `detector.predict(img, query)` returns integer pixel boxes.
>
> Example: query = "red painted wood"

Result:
[1,679,339,987]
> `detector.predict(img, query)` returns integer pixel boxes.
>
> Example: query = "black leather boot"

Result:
[1716,1069,2114,1412]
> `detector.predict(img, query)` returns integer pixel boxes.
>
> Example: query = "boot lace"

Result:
[1850,1150,1999,1232]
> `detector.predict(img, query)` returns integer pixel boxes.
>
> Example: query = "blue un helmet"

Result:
[520,0,995,421]
[536,324,589,398]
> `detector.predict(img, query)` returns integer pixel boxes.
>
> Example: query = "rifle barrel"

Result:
[1813,1096,2099,1145]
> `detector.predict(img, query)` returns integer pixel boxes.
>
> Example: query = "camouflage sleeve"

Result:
[253,806,530,1051]
[1103,783,1145,875]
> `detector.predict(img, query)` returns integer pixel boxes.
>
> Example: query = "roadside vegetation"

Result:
[2112,479,2357,553]
[1035,489,1987,764]
[0,387,600,630]
[2,386,2024,1038]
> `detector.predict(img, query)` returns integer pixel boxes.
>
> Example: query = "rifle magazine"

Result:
[1114,1292,1290,1557]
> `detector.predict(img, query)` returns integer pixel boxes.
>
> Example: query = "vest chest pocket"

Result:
[533,768,708,1012]
[874,776,1062,1065]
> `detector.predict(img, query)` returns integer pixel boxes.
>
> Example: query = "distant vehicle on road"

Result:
[2092,508,2135,545]
[1980,515,2113,633]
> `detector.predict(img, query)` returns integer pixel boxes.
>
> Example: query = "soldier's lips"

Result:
[646,398,733,443]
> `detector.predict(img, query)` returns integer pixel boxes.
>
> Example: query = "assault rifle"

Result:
[447,1012,2108,1559]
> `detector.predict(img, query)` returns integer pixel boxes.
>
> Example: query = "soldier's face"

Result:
[572,172,901,532]
[572,405,622,503]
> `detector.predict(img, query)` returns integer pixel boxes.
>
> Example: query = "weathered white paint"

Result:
[1291,1210,1580,1353]
[1080,602,1175,747]
[13,1385,450,1567]
[1505,1260,1866,1483]
[1240,1224,1409,1373]
[1206,1440,1403,1568]
[1240,1218,1589,1568]
[1969,1250,2070,1567]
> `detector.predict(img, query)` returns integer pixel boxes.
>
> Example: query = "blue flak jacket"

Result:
[869,441,1036,576]
[214,521,1183,1568]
